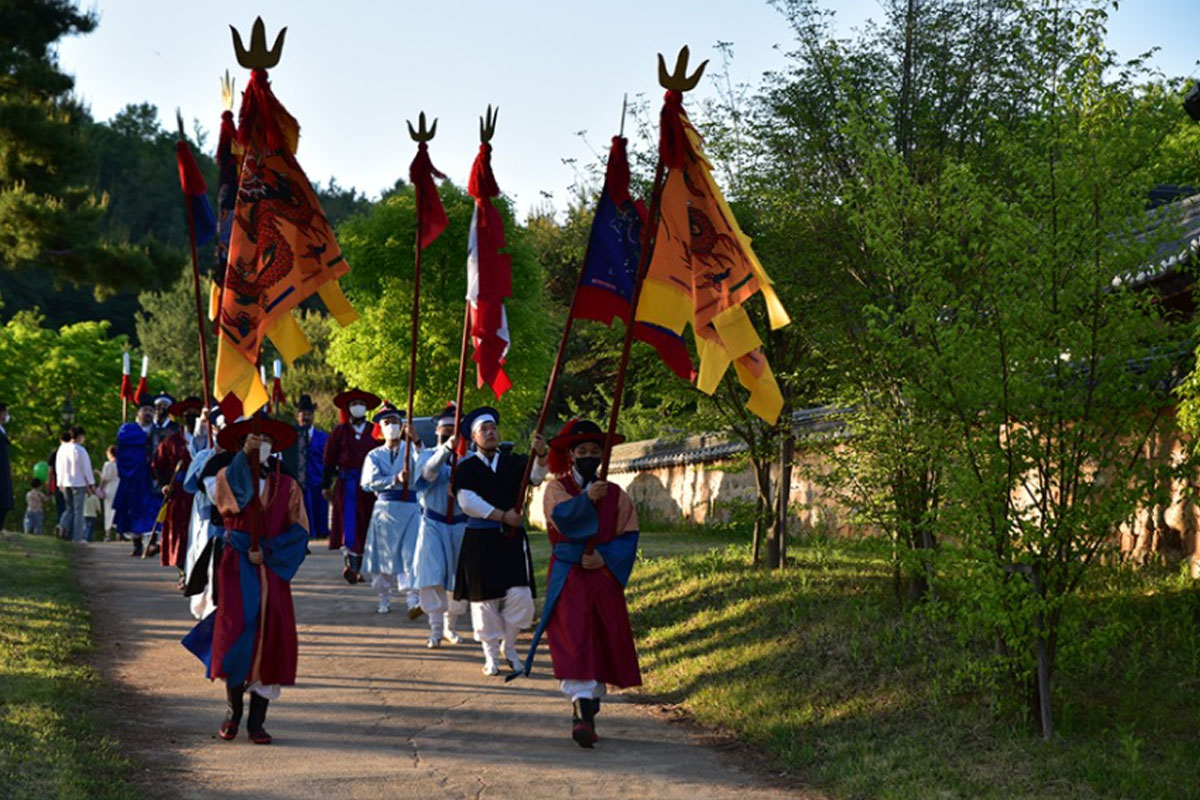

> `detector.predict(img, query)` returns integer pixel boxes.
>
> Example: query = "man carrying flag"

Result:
[323,388,380,583]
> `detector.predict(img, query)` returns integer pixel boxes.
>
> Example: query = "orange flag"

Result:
[636,90,790,423]
[214,68,358,413]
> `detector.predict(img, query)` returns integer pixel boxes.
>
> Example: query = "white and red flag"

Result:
[465,142,512,398]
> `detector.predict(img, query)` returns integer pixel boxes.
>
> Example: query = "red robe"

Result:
[542,475,642,688]
[323,422,379,553]
[153,431,194,569]
[211,464,309,687]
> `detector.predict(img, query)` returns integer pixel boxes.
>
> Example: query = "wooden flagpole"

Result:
[510,98,632,527]
[177,111,214,446]
[592,50,706,553]
[404,113,437,494]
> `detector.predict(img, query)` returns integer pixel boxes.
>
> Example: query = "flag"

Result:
[410,142,448,250]
[466,142,512,398]
[213,68,359,415]
[119,353,133,402]
[571,135,695,381]
[635,90,791,423]
[211,108,239,322]
[176,139,218,246]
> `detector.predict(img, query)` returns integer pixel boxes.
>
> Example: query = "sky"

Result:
[56,0,1200,218]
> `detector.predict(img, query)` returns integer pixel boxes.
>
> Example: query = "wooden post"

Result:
[177,112,214,445]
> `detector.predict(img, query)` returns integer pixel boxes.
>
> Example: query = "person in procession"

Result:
[413,403,469,647]
[154,396,203,579]
[528,419,642,748]
[360,402,423,615]
[451,406,549,675]
[323,388,381,583]
[112,395,163,557]
[289,394,329,540]
[182,405,227,621]
[196,411,308,745]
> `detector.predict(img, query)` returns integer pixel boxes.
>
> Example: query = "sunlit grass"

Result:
[0,533,138,800]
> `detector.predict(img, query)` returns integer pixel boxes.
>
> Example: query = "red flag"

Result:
[410,143,448,250]
[466,143,512,398]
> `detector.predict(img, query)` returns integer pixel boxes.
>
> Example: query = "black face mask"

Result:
[575,456,601,484]
[437,434,450,446]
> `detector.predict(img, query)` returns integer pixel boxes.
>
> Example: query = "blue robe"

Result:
[295,425,329,538]
[360,442,422,583]
[112,423,158,535]
[413,445,467,591]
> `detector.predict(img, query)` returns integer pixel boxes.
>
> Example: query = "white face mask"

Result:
[381,422,401,440]
[259,442,273,461]
[349,403,367,419]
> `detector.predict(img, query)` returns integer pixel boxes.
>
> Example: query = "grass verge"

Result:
[0,532,139,800]
[606,530,1200,800]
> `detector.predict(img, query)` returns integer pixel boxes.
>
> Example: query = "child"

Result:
[24,478,47,534]
[83,478,102,542]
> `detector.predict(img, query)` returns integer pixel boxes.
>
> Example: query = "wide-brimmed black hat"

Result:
[296,394,317,412]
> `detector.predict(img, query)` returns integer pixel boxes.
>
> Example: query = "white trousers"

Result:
[470,586,534,666]
[372,573,419,609]
[419,586,467,634]
[561,679,607,702]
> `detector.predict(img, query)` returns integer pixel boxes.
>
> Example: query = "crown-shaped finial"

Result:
[231,17,287,70]
[407,111,437,143]
[479,104,499,144]
[658,46,707,92]
[220,70,236,112]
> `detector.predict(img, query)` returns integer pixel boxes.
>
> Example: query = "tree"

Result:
[327,182,556,434]
[0,1,181,297]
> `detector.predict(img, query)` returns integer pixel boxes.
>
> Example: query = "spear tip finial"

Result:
[231,17,287,70]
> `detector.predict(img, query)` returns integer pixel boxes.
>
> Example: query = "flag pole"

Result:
[446,304,471,519]
[404,112,437,494]
[177,110,214,444]
[510,99,631,525]
[592,49,706,552]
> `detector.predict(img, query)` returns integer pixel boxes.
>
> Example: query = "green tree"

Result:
[328,182,556,434]
[0,1,181,297]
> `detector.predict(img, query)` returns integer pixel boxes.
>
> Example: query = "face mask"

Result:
[575,456,601,484]
[259,442,273,461]
[349,404,367,419]
[382,422,401,440]
[437,434,450,446]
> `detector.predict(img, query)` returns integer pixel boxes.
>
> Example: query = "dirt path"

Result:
[76,542,816,800]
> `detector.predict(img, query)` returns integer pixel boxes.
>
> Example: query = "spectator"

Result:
[99,444,120,540]
[23,477,46,534]
[0,403,11,532]
[83,477,102,542]
[55,426,95,543]
[49,432,69,537]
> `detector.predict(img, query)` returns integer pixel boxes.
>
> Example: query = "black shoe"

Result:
[219,684,244,740]
[247,693,271,744]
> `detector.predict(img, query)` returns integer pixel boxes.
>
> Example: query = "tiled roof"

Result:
[1120,190,1200,290]
[608,406,850,473]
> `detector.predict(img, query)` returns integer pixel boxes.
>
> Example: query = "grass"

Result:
[584,527,1200,800]
[0,532,139,800]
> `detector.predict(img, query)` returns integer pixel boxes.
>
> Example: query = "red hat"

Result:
[332,388,382,412]
[548,419,624,475]
[216,412,298,453]
[168,396,204,417]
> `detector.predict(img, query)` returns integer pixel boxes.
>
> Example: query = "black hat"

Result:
[372,401,405,424]
[296,394,317,412]
[135,393,154,409]
[168,396,204,417]
[459,406,500,439]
